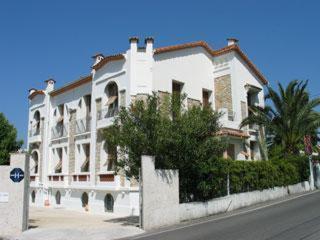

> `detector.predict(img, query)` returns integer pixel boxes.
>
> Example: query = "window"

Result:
[81,144,90,172]
[107,144,117,171]
[55,148,63,173]
[55,191,61,205]
[104,194,114,212]
[250,141,256,160]
[227,144,235,159]
[81,192,89,208]
[105,82,119,118]
[172,81,183,117]
[84,95,92,116]
[202,90,211,108]
[31,191,36,203]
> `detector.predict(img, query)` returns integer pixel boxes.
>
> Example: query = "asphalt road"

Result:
[129,191,320,240]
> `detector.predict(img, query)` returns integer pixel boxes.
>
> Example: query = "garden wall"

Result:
[179,181,310,221]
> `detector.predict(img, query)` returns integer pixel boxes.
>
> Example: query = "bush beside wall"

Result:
[187,156,309,202]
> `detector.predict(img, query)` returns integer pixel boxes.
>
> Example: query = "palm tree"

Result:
[240,80,320,156]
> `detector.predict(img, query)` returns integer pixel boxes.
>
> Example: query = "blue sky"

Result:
[0,0,320,145]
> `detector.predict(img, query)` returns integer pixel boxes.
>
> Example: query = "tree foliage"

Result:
[104,93,227,202]
[240,80,320,156]
[0,113,23,165]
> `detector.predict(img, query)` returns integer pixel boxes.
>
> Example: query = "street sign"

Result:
[10,168,24,183]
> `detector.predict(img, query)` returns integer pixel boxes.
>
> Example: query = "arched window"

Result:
[81,192,89,208]
[105,82,119,117]
[31,191,36,203]
[32,111,41,135]
[55,191,61,205]
[31,151,39,174]
[104,193,114,212]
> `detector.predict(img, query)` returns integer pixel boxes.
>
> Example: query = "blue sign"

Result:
[10,168,24,183]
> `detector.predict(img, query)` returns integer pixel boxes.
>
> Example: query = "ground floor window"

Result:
[81,192,89,208]
[104,193,114,212]
[55,191,61,205]
[31,190,36,203]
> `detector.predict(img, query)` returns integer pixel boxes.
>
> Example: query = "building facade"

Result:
[27,37,267,215]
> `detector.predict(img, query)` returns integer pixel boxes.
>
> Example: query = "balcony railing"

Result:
[29,127,41,137]
[51,123,68,139]
[76,117,91,135]
[97,107,119,120]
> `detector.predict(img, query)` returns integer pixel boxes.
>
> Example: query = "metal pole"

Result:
[309,155,315,190]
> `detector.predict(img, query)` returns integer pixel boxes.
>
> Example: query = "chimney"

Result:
[129,36,139,52]
[227,38,239,46]
[28,88,36,95]
[44,78,56,92]
[145,37,154,54]
[92,53,104,66]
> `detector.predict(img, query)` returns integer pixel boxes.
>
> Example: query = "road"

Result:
[128,191,320,240]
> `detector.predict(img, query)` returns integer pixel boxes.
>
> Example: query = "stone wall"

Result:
[140,155,179,230]
[214,74,233,112]
[68,110,76,183]
[95,130,103,183]
[0,153,29,237]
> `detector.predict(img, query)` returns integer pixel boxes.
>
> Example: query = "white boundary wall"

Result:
[179,181,311,221]
[140,155,179,230]
[0,153,29,237]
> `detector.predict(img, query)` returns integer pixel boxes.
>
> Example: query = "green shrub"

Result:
[193,156,309,201]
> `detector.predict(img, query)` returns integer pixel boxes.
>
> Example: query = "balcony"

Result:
[97,107,118,120]
[97,107,118,129]
[51,123,68,139]
[76,117,91,135]
[29,127,41,143]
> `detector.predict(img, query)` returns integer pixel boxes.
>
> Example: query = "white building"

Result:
[27,37,267,215]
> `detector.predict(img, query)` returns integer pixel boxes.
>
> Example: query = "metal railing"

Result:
[97,107,119,120]
[51,123,68,139]
[76,117,91,134]
[29,127,41,137]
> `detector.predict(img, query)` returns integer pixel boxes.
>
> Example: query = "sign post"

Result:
[10,168,25,183]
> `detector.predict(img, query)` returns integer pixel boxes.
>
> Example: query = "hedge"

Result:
[193,156,309,202]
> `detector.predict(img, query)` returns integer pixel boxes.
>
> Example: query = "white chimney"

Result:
[28,88,36,95]
[145,37,154,54]
[92,53,104,66]
[227,38,239,46]
[44,78,56,92]
[129,36,139,52]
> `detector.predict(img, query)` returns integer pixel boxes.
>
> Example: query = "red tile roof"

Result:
[28,90,45,100]
[92,54,125,71]
[50,75,92,97]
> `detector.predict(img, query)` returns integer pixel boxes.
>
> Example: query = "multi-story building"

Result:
[27,37,267,215]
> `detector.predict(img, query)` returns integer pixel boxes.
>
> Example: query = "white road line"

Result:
[131,190,319,239]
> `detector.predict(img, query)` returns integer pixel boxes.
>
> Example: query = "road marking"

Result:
[131,190,319,239]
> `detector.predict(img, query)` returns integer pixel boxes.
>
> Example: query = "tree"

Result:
[240,80,320,156]
[0,113,23,165]
[104,93,227,202]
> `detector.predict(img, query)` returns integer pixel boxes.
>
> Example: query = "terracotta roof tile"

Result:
[28,90,45,100]
[154,41,213,55]
[92,54,125,71]
[50,75,92,97]
[212,45,268,85]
